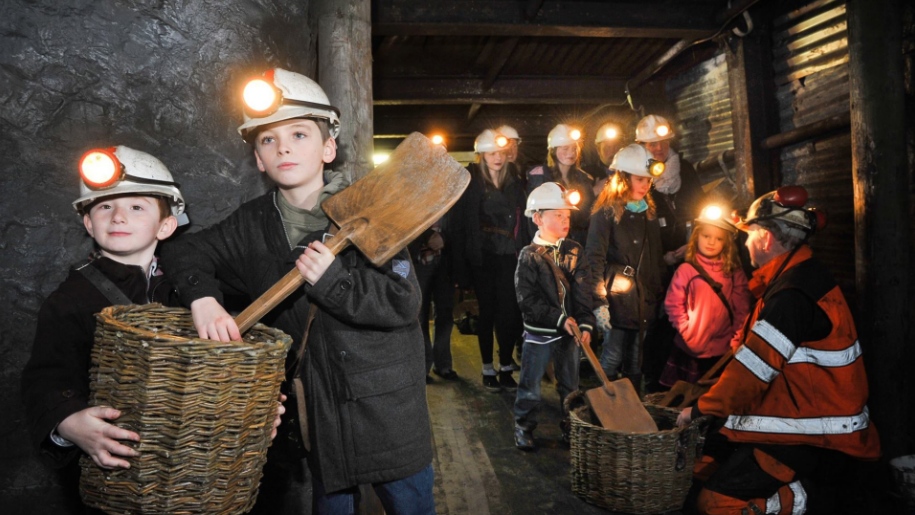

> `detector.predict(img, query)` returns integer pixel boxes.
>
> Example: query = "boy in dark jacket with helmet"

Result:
[512,182,595,450]
[160,68,433,514]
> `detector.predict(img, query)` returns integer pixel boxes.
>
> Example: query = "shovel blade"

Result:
[322,132,470,266]
[585,379,658,433]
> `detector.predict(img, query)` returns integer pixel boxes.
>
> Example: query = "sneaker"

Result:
[498,371,518,391]
[433,368,459,380]
[482,374,502,392]
[514,424,535,451]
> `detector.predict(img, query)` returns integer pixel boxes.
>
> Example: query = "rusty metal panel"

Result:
[773,0,854,298]
[665,52,734,184]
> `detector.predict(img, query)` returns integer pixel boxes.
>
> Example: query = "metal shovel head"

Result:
[321,132,470,266]
[584,380,658,434]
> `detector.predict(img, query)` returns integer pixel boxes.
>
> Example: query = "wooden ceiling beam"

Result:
[374,76,629,105]
[374,0,719,39]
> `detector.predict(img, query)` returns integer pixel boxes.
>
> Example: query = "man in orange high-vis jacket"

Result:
[676,186,880,515]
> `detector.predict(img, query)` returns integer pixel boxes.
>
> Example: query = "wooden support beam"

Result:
[725,24,779,205]
[374,0,718,39]
[317,0,373,182]
[847,0,911,460]
[482,37,520,91]
[467,103,482,121]
[759,112,850,151]
[628,38,695,92]
[374,77,628,105]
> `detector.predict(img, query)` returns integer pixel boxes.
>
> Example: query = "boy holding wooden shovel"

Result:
[160,69,435,514]
[512,182,595,450]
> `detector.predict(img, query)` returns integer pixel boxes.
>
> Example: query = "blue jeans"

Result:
[313,464,435,515]
[513,336,580,431]
[599,327,641,378]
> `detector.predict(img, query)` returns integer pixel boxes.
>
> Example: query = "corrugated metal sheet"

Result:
[773,0,854,298]
[665,52,734,188]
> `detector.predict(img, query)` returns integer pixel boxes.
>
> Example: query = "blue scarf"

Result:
[625,199,648,213]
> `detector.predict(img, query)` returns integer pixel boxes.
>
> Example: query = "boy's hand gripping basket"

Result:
[566,390,709,514]
[79,304,292,515]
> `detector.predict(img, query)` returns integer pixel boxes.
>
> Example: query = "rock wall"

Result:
[0,1,316,511]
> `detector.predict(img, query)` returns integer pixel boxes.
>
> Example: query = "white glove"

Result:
[593,305,611,333]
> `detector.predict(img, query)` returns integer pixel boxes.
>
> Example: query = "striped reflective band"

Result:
[725,407,871,435]
[735,345,779,383]
[787,340,862,367]
[752,320,796,360]
[766,480,807,515]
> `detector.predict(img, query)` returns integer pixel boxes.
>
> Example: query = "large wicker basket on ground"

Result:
[567,390,709,514]
[79,304,292,515]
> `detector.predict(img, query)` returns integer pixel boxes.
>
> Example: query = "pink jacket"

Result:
[664,254,751,358]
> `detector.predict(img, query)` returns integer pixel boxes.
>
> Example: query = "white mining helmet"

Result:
[525,182,581,217]
[696,204,738,234]
[73,146,186,221]
[635,114,674,143]
[610,143,666,178]
[474,129,510,153]
[547,124,582,148]
[595,122,621,144]
[237,68,341,142]
[496,125,521,143]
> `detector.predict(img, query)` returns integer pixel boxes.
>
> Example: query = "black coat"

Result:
[514,239,595,337]
[653,155,705,253]
[160,190,432,493]
[585,207,665,330]
[21,256,177,468]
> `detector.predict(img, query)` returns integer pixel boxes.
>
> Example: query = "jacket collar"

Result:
[748,244,813,299]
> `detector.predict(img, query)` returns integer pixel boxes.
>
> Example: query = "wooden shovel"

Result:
[572,326,658,433]
[657,348,733,409]
[234,132,470,333]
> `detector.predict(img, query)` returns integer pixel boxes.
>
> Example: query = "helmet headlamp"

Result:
[569,129,582,141]
[655,125,670,138]
[79,147,179,191]
[496,135,509,148]
[648,159,666,177]
[604,127,618,140]
[241,70,341,120]
[566,189,581,207]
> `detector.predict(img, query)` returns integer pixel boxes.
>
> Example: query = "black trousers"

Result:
[471,252,522,368]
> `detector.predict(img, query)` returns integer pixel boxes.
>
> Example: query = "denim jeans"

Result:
[513,336,580,431]
[313,464,435,515]
[599,327,641,378]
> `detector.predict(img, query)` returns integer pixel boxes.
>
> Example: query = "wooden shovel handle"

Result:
[697,348,734,384]
[571,325,614,392]
[234,223,359,334]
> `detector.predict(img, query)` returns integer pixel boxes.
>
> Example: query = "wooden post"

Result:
[847,0,911,459]
[725,19,778,206]
[315,0,374,183]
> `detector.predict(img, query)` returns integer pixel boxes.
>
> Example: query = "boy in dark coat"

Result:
[159,68,434,514]
[512,182,595,450]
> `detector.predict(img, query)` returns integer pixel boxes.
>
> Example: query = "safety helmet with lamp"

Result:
[496,125,521,143]
[237,68,341,142]
[635,114,674,143]
[547,124,582,149]
[609,143,666,178]
[695,204,737,234]
[736,185,827,236]
[73,146,186,221]
[524,182,581,217]
[594,122,621,144]
[474,129,509,153]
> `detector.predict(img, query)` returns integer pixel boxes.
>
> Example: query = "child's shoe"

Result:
[482,373,501,392]
[514,424,535,451]
[498,370,518,391]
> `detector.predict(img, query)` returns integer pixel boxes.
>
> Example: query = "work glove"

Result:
[593,305,611,334]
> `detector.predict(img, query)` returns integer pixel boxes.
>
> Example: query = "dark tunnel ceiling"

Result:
[371,0,756,153]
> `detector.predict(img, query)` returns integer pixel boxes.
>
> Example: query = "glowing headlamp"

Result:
[78,148,178,191]
[569,129,582,141]
[431,134,445,146]
[648,159,666,177]
[603,127,618,140]
[656,125,670,137]
[567,189,581,207]
[700,205,723,221]
[496,135,509,148]
[242,70,341,119]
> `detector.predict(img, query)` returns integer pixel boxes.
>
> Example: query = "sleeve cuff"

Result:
[49,426,75,448]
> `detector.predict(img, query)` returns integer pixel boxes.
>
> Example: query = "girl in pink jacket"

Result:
[659,206,751,387]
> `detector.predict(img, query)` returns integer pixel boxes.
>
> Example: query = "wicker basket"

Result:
[79,304,292,515]
[567,390,708,514]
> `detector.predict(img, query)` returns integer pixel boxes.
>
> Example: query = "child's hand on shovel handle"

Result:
[567,320,591,348]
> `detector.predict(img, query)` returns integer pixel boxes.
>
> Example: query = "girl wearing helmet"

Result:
[659,206,751,387]
[452,129,529,392]
[525,124,596,247]
[584,144,665,390]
